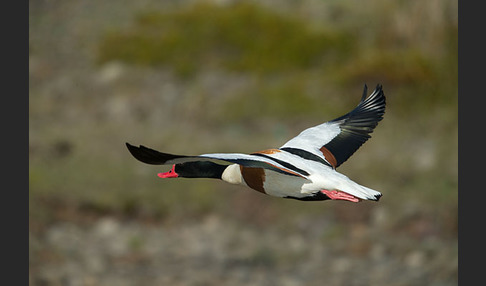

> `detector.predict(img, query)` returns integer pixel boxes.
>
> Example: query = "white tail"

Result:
[339,180,382,201]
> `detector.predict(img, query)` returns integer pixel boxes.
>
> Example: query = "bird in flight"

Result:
[126,84,385,203]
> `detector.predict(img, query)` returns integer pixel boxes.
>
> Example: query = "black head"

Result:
[159,161,228,179]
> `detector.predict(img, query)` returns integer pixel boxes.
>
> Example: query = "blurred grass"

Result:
[97,2,354,77]
[30,0,457,235]
[96,1,457,121]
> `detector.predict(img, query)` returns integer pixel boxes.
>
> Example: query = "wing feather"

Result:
[125,143,307,178]
[280,84,385,168]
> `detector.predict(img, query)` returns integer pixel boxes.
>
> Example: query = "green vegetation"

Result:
[97,1,457,122]
[98,2,354,76]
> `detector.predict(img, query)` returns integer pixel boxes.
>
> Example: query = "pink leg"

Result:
[321,190,360,203]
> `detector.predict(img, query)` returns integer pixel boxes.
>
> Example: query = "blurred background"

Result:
[29,0,457,285]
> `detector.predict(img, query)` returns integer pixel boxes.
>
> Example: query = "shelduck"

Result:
[126,84,385,203]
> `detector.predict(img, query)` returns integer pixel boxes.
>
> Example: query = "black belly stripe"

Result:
[280,147,333,168]
[250,153,309,176]
[285,192,330,201]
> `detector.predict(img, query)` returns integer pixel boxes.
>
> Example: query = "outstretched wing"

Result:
[280,84,385,169]
[125,143,308,178]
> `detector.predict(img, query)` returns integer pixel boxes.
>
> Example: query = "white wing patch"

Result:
[280,122,341,160]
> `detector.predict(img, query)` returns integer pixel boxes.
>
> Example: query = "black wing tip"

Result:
[362,83,385,101]
[324,84,386,168]
[125,142,182,165]
[126,142,153,164]
[125,142,149,158]
[126,142,137,152]
[360,83,385,103]
[360,83,386,117]
[361,83,384,101]
[125,142,139,156]
[332,83,386,124]
[361,84,368,101]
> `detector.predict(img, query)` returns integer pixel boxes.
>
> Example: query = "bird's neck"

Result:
[179,161,227,179]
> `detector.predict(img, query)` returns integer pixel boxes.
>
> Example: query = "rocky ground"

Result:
[30,202,457,286]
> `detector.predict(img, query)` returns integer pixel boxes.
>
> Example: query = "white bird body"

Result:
[220,151,380,202]
[127,84,386,203]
